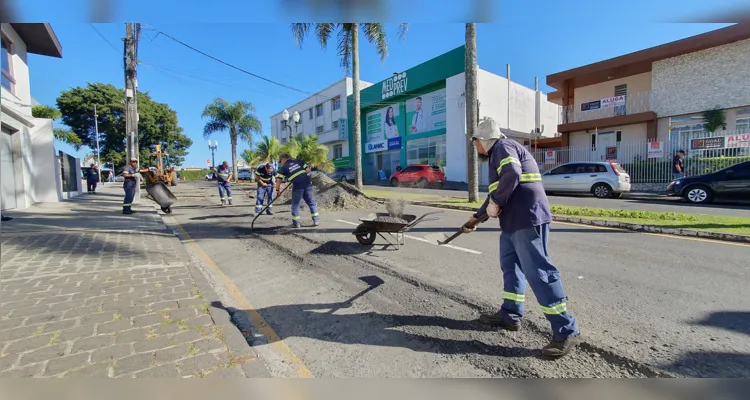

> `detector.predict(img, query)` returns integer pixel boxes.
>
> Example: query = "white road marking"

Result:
[335,219,482,255]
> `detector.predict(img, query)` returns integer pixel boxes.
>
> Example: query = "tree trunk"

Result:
[230,130,238,183]
[465,23,479,202]
[351,23,363,191]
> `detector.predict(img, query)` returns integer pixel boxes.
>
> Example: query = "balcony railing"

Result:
[560,91,651,125]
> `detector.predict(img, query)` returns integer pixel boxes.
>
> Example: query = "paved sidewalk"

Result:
[0,185,271,378]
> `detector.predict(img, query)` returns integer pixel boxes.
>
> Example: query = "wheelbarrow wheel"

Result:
[355,231,376,245]
[162,207,172,214]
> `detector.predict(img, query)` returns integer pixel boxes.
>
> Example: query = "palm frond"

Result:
[316,23,336,49]
[362,23,388,62]
[203,121,227,139]
[291,23,311,47]
[337,24,354,74]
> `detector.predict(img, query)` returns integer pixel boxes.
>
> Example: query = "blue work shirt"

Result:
[86,169,99,182]
[277,159,310,189]
[122,165,137,188]
[255,165,276,184]
[216,167,231,183]
[474,139,552,233]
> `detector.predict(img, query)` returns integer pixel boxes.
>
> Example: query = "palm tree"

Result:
[281,133,334,173]
[465,24,479,202]
[201,98,262,181]
[252,135,283,165]
[291,23,408,190]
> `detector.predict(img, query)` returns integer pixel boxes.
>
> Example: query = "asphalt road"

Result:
[364,185,750,218]
[164,181,750,378]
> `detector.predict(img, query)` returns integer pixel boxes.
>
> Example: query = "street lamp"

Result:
[282,109,300,139]
[208,140,218,167]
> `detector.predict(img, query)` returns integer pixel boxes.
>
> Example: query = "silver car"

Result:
[541,161,631,198]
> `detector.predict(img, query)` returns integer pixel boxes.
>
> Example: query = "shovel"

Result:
[425,214,490,246]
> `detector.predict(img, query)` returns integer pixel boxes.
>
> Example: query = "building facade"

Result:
[346,45,561,185]
[270,77,373,169]
[1,23,66,211]
[546,23,750,158]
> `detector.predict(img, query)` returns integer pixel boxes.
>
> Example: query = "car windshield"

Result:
[430,166,442,171]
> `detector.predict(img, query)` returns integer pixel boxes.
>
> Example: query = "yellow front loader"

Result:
[142,144,178,187]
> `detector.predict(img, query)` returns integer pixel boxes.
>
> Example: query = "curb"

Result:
[146,202,273,378]
[368,197,750,244]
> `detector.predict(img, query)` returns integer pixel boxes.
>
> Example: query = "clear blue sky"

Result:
[18,0,741,167]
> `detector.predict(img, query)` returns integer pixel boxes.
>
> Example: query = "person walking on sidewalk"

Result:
[121,158,148,215]
[85,163,99,194]
[275,153,319,228]
[461,117,581,359]
[255,163,276,215]
[216,161,233,206]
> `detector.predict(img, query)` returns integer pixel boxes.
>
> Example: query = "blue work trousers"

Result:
[498,223,578,340]
[87,179,98,193]
[255,185,274,213]
[123,181,136,208]
[290,186,319,225]
[218,181,232,204]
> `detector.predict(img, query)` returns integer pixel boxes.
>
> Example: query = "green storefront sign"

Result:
[346,45,465,180]
[333,156,351,168]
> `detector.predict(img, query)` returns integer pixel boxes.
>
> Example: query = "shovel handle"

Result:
[439,214,490,245]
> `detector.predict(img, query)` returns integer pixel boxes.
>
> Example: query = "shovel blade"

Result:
[424,232,449,245]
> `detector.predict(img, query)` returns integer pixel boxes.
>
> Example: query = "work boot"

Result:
[313,219,320,227]
[292,222,301,229]
[122,207,134,215]
[541,333,582,359]
[266,209,273,215]
[478,312,521,331]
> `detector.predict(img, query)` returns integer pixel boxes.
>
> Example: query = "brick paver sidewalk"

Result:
[0,186,271,378]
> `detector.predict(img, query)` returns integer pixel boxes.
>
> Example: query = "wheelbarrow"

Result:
[145,181,177,214]
[351,211,443,249]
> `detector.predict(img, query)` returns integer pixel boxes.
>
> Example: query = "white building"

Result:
[1,23,69,211]
[348,45,561,186]
[270,77,373,169]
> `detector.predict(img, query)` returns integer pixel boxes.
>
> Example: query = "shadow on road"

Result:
[693,311,750,337]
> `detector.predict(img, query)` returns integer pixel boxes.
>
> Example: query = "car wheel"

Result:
[417,178,428,189]
[390,178,399,187]
[591,183,612,198]
[683,185,713,204]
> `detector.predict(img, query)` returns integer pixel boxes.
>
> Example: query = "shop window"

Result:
[333,144,343,159]
[737,118,750,133]
[406,135,447,167]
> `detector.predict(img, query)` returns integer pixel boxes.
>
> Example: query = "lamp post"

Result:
[281,109,300,140]
[208,140,218,168]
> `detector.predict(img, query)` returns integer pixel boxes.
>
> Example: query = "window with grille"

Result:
[332,120,339,130]
[316,125,324,134]
[332,96,341,111]
[316,104,323,117]
[737,118,750,133]
[614,84,627,96]
[333,144,343,159]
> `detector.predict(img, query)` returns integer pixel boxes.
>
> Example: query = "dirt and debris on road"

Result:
[276,173,380,211]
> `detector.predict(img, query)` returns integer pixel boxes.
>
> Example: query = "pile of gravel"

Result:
[373,216,408,224]
[276,173,380,211]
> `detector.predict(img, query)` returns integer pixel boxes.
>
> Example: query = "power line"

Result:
[89,23,121,56]
[142,24,314,97]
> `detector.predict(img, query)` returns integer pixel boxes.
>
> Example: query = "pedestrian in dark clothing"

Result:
[673,150,686,180]
[86,163,99,194]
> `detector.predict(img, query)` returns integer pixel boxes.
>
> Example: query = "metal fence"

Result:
[530,130,750,185]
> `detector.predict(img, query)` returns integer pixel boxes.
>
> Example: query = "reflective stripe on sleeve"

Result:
[496,157,521,173]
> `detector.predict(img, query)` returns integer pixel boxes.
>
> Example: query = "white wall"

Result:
[651,38,750,117]
[26,118,61,203]
[444,70,561,184]
[269,77,373,160]
[1,23,32,118]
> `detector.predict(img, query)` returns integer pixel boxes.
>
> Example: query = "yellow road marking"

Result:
[408,203,750,248]
[169,217,313,378]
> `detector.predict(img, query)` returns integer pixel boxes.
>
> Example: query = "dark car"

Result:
[666,160,750,204]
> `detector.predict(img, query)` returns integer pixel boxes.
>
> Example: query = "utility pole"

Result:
[124,22,141,201]
[464,23,479,202]
[94,104,102,185]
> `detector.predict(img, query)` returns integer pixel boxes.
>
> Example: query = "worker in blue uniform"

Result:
[86,163,99,194]
[255,163,276,215]
[121,158,148,215]
[275,153,319,228]
[216,161,233,206]
[461,117,581,359]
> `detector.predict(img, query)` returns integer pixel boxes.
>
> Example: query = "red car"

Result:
[390,164,446,188]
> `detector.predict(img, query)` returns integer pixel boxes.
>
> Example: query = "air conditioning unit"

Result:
[554,132,561,137]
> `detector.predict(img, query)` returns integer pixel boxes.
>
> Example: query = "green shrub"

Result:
[180,169,211,181]
[551,205,696,221]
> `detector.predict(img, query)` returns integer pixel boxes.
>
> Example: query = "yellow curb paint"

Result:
[169,216,313,378]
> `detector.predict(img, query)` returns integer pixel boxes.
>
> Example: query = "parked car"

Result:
[237,168,252,181]
[390,164,446,188]
[542,161,631,198]
[666,160,750,204]
[328,167,356,183]
[205,172,216,181]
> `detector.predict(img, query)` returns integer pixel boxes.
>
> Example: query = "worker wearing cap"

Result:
[255,163,276,215]
[121,158,148,214]
[461,116,581,359]
[86,163,99,194]
[216,161,233,206]
[275,153,319,228]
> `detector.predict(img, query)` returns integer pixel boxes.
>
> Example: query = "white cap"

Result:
[472,117,507,141]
